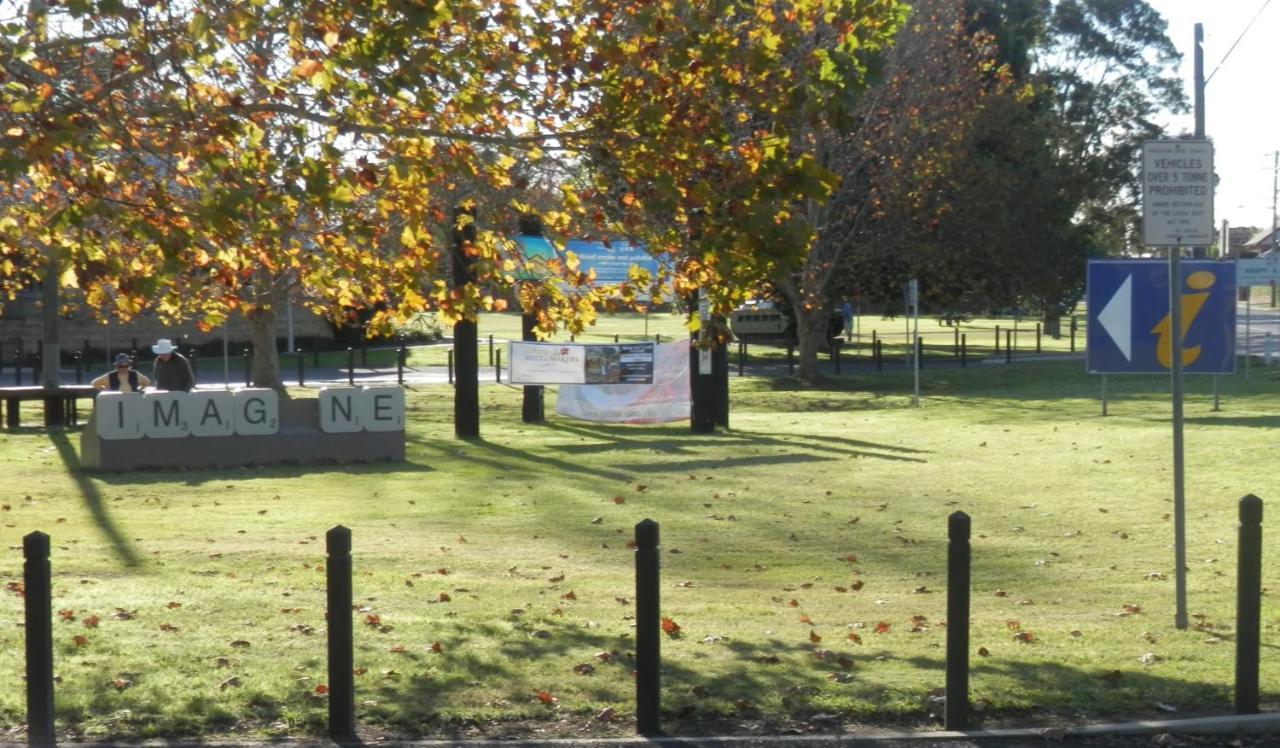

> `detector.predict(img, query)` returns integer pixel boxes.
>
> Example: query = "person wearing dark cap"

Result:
[91,353,151,392]
[151,338,195,392]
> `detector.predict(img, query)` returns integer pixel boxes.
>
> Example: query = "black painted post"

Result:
[786,344,795,376]
[447,349,454,385]
[346,347,354,387]
[961,334,968,367]
[915,337,923,370]
[1005,330,1012,364]
[1235,495,1263,715]
[1035,323,1042,353]
[994,325,1000,353]
[875,339,883,372]
[242,348,251,387]
[326,526,356,743]
[495,349,502,383]
[24,531,54,747]
[954,327,960,356]
[189,351,198,384]
[655,334,660,344]
[488,335,494,367]
[945,512,971,731]
[635,519,662,737]
[1070,317,1077,352]
[297,349,305,387]
[614,334,619,343]
[712,335,729,429]
[738,341,745,377]
[396,345,405,386]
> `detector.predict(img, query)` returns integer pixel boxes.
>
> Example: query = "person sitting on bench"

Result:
[91,353,151,392]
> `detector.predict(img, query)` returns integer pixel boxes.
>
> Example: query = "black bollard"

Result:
[488,334,494,367]
[875,339,883,372]
[954,327,960,356]
[945,512,971,731]
[1035,323,1042,353]
[447,349,454,385]
[495,349,502,383]
[297,349,305,387]
[635,519,662,737]
[738,341,745,377]
[347,347,354,387]
[994,325,1000,353]
[961,334,968,367]
[24,531,55,746]
[915,337,923,370]
[397,345,406,386]
[614,334,619,343]
[1005,330,1012,364]
[326,526,356,742]
[1235,495,1263,715]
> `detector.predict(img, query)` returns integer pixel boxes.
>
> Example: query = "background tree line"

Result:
[0,0,1185,385]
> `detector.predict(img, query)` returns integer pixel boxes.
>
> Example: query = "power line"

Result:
[1205,0,1273,84]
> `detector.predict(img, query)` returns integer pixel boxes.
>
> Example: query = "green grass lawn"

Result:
[1,360,1277,741]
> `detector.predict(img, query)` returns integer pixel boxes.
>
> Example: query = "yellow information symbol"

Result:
[1151,271,1215,369]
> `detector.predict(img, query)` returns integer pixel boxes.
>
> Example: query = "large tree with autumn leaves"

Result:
[1,0,909,389]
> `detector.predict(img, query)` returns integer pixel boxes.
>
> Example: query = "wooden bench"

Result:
[0,386,98,428]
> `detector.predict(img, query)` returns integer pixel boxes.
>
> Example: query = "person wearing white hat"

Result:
[151,338,195,392]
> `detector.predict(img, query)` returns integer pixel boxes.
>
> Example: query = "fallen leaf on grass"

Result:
[111,678,132,691]
[536,691,557,704]
[219,676,241,690]
[72,635,89,647]
[977,647,990,657]
[314,684,329,695]
[58,609,76,621]
[1013,631,1035,643]
[159,623,179,633]
[573,663,595,675]
[809,631,822,644]
[661,617,681,636]
[874,621,891,634]
[229,640,251,648]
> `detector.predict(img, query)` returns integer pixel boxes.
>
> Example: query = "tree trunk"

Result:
[40,251,60,389]
[246,306,283,390]
[792,307,828,381]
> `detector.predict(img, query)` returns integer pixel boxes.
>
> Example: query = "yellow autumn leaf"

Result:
[58,266,79,289]
[292,60,323,79]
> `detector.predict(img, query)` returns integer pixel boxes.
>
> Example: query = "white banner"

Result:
[555,340,690,424]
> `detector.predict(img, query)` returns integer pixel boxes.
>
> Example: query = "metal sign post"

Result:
[910,279,920,407]
[1142,132,1214,631]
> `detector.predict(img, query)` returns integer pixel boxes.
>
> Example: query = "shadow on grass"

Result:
[46,429,141,568]
[85,456,437,488]
[360,617,1247,738]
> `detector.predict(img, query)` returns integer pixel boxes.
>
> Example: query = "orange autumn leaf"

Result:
[82,615,100,629]
[660,617,681,636]
[537,690,557,704]
[874,621,891,634]
[809,630,822,644]
[314,684,329,695]
[72,635,89,647]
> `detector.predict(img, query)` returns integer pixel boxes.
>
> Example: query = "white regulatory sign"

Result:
[1142,140,1214,247]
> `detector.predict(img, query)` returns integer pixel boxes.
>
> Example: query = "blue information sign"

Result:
[1086,260,1236,374]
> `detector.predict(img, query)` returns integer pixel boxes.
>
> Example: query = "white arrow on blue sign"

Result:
[1086,260,1235,374]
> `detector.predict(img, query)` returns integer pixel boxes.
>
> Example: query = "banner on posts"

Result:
[556,340,690,424]
[508,341,655,385]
